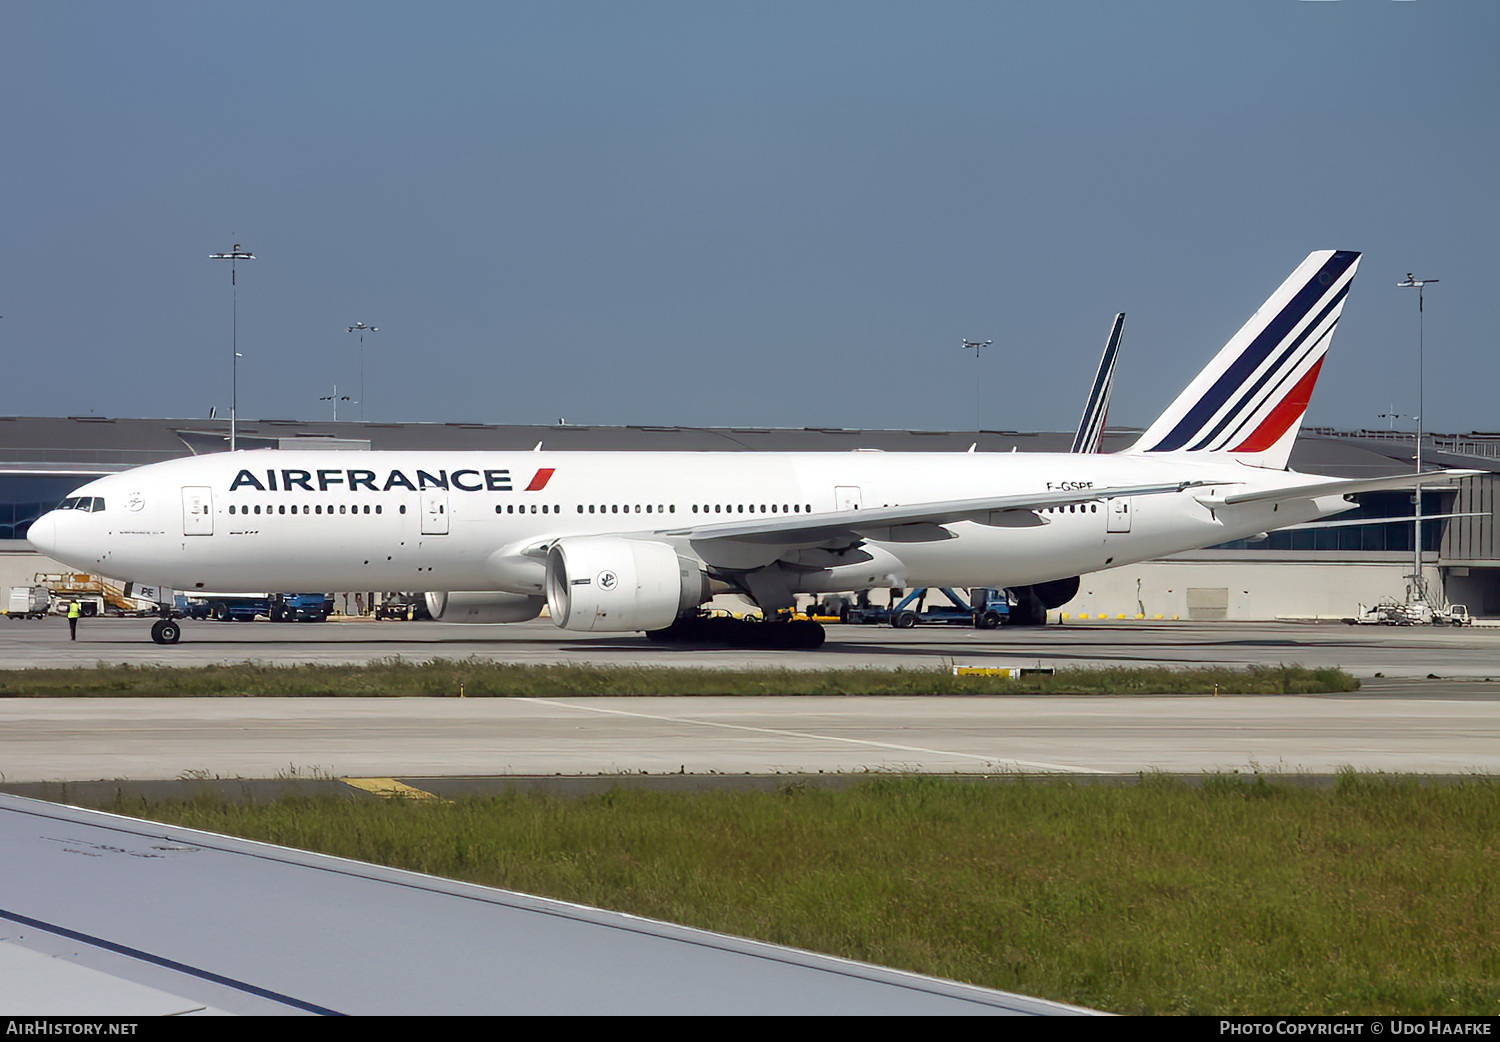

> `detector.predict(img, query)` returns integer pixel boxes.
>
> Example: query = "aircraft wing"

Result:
[657,480,1219,546]
[0,793,1095,1016]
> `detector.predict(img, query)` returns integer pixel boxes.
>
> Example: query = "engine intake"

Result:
[545,537,709,632]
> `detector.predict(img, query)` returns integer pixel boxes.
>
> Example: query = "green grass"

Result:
[98,773,1498,1015]
[0,660,1359,697]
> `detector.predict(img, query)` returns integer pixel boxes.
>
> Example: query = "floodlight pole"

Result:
[209,244,256,450]
[347,322,378,421]
[1377,407,1412,432]
[962,339,992,434]
[1397,273,1438,604]
[320,386,352,422]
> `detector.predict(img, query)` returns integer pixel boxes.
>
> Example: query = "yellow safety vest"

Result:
[67,602,80,619]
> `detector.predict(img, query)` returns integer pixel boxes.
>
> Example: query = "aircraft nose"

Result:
[27,510,58,556]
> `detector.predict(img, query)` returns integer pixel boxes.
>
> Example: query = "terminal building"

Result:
[2,415,1496,621]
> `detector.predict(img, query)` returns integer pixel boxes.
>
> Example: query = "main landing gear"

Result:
[148,600,184,645]
[648,613,826,650]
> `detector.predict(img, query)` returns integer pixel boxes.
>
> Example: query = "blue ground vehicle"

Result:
[841,587,1011,629]
[177,593,332,622]
[176,594,261,621]
[270,593,333,622]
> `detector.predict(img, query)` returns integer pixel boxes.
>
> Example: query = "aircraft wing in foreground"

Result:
[0,793,1095,1016]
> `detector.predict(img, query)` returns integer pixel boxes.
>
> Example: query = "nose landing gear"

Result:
[150,618,182,644]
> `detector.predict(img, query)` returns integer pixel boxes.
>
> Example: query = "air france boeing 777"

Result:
[28,250,1471,647]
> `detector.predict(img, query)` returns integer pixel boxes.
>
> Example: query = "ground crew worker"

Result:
[66,599,80,641]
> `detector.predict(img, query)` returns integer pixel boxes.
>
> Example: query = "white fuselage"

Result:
[29,448,1352,598]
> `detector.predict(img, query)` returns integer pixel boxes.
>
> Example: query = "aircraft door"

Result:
[421,489,450,535]
[182,487,214,536]
[835,486,863,512]
[1107,497,1132,533]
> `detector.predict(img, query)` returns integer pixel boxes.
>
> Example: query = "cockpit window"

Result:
[55,496,105,512]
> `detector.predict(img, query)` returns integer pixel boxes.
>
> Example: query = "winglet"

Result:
[1125,250,1361,469]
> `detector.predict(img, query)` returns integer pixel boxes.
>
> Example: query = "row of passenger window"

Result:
[492,504,669,515]
[577,504,675,515]
[498,504,813,516]
[228,500,820,519]
[691,503,813,515]
[229,504,403,516]
[1043,504,1100,514]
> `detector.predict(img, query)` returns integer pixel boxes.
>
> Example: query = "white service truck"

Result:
[4,586,52,619]
[1345,602,1472,627]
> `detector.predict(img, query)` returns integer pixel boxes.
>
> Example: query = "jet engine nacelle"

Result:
[1028,575,1081,610]
[425,591,546,624]
[1003,575,1080,627]
[545,537,710,632]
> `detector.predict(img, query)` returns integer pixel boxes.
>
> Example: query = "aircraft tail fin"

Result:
[1124,250,1360,470]
[1071,313,1124,454]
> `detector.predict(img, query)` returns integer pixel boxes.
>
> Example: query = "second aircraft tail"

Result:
[1071,313,1124,454]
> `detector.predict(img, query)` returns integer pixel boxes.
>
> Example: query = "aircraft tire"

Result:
[648,614,723,644]
[1005,589,1048,627]
[647,615,824,649]
[151,619,182,645]
[789,620,825,649]
[727,619,770,649]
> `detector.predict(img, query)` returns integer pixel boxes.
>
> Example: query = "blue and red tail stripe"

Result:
[1126,249,1360,469]
[1142,251,1357,453]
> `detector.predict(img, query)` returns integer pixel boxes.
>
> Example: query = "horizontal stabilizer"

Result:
[1216,470,1481,507]
[1282,511,1488,532]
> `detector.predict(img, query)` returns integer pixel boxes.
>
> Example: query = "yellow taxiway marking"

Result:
[343,777,444,800]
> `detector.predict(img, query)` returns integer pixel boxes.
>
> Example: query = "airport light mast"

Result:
[208,244,255,451]
[320,386,352,421]
[961,338,993,434]
[1397,272,1438,605]
[1377,407,1414,432]
[347,322,378,421]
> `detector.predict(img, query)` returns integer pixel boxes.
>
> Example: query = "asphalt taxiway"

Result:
[0,618,1496,784]
[4,615,1499,677]
[3,689,1499,783]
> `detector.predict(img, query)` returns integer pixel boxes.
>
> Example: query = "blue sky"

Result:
[2,1,1494,435]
